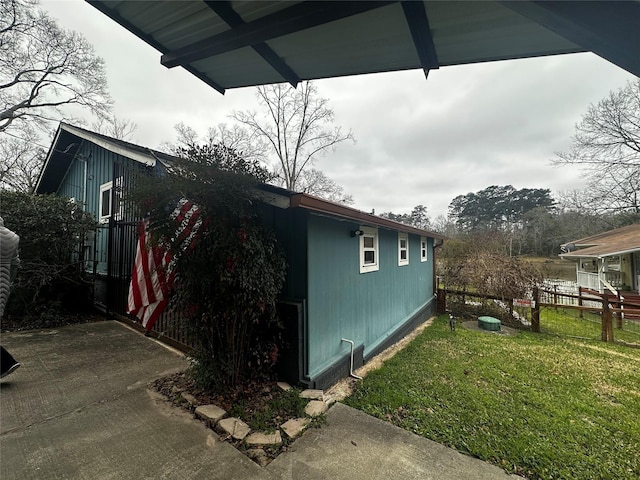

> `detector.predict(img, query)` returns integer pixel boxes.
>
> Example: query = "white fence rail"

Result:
[542,279,601,309]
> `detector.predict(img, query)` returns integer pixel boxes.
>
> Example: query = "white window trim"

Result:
[99,181,113,224]
[98,177,123,224]
[398,232,409,266]
[359,226,379,274]
[420,236,428,262]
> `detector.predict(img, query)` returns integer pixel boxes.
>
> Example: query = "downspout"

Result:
[433,238,445,302]
[341,338,362,380]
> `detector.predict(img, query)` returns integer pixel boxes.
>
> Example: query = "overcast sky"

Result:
[42,0,637,219]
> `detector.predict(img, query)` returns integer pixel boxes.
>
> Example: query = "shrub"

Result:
[130,157,286,390]
[0,191,97,326]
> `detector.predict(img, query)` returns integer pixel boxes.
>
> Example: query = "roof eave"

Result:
[61,125,157,167]
[290,193,445,239]
[560,246,640,260]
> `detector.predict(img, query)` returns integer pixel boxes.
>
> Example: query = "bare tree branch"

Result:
[232,81,354,192]
[554,79,640,213]
[0,0,112,136]
[0,124,45,192]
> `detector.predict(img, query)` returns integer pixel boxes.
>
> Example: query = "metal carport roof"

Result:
[87,1,640,94]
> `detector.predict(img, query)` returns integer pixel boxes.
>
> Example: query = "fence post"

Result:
[601,297,614,343]
[578,286,583,319]
[553,285,558,310]
[531,287,540,333]
[616,292,623,329]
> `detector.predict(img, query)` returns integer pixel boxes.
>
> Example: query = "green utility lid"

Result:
[478,316,501,331]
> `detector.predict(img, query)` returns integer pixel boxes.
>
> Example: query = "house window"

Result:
[99,178,122,223]
[420,236,428,262]
[359,226,379,273]
[398,233,409,266]
[604,255,621,272]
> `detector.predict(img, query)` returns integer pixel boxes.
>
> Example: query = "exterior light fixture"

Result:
[351,229,364,237]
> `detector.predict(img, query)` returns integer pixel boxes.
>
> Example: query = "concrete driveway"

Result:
[1,321,519,480]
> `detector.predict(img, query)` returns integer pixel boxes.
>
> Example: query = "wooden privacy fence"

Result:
[438,287,640,344]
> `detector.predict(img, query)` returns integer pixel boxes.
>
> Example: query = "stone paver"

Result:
[194,404,226,424]
[304,400,328,417]
[281,417,311,439]
[245,431,282,446]
[276,381,292,391]
[300,388,324,400]
[218,417,251,441]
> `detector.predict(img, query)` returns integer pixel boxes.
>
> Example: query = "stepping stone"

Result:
[218,417,251,441]
[300,389,324,400]
[280,417,311,439]
[276,381,292,391]
[245,431,282,446]
[304,400,328,417]
[194,405,226,425]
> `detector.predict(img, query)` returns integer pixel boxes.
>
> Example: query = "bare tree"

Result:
[431,214,458,236]
[554,79,640,213]
[297,168,354,205]
[232,82,354,191]
[0,125,44,192]
[165,122,269,165]
[91,115,137,141]
[0,0,112,134]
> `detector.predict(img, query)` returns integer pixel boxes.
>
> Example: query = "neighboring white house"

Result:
[559,224,640,294]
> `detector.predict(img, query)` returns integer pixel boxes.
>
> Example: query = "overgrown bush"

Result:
[438,231,542,299]
[130,158,286,390]
[0,191,97,326]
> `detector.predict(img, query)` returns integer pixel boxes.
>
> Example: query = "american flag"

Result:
[127,199,205,331]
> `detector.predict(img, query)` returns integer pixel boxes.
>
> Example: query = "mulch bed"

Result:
[154,372,290,417]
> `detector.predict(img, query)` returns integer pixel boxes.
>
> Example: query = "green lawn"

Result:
[345,315,640,479]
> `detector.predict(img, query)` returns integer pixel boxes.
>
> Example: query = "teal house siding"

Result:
[37,124,164,312]
[56,140,135,275]
[55,142,133,275]
[305,214,434,382]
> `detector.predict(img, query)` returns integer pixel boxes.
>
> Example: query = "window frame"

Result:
[398,232,409,266]
[98,177,123,224]
[99,181,113,223]
[359,226,379,273]
[420,236,428,262]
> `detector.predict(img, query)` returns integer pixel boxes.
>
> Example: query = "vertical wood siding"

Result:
[57,141,117,274]
[306,214,434,379]
[57,143,143,275]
